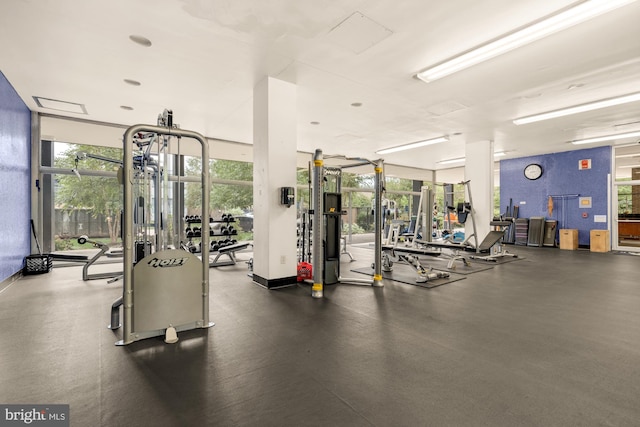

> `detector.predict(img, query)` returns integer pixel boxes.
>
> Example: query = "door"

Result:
[612,145,640,252]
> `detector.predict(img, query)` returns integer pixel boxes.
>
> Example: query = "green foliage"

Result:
[55,237,74,251]
[185,158,253,213]
[211,160,252,212]
[55,145,123,241]
[55,145,122,215]
[342,222,366,234]
[356,210,374,231]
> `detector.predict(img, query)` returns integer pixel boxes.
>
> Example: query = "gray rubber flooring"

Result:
[1,245,639,426]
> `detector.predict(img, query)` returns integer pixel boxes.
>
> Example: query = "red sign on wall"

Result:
[579,159,591,170]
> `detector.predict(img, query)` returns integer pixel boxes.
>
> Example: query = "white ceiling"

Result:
[1,0,640,176]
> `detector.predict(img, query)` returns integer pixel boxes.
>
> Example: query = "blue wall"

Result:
[0,71,31,282]
[500,146,610,246]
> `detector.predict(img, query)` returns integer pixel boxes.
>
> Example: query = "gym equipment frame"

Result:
[311,149,384,298]
[77,235,123,281]
[114,118,213,346]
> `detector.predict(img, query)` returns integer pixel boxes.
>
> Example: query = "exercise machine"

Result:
[77,235,123,280]
[110,110,214,345]
[310,149,384,298]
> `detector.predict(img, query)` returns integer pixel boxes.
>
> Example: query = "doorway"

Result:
[612,144,640,252]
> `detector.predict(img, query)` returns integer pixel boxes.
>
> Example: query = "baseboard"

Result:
[252,274,297,289]
[0,270,24,295]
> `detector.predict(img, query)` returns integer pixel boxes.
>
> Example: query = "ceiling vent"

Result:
[326,12,393,54]
[33,97,87,114]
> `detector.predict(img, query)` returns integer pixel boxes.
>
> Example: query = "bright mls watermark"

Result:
[0,405,68,426]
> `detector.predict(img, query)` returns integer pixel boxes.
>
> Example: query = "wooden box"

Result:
[590,230,610,253]
[559,229,578,250]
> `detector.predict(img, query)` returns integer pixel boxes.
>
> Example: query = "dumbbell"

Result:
[226,214,234,222]
[221,213,228,221]
[220,225,228,235]
[186,230,194,238]
[227,225,235,235]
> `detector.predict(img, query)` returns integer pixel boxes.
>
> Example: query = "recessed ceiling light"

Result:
[129,35,152,47]
[124,79,141,86]
[120,105,134,110]
[351,102,363,107]
[310,121,320,125]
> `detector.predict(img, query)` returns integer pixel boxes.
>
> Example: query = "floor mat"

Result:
[351,265,465,289]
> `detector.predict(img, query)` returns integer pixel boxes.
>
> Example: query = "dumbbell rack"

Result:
[184,214,238,254]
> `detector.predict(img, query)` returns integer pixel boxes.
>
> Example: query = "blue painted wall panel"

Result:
[500,146,610,246]
[0,71,31,281]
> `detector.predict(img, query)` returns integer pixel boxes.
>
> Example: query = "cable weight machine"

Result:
[111,110,214,345]
[310,149,384,298]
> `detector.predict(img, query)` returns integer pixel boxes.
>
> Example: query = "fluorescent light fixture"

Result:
[571,130,640,145]
[438,157,465,165]
[376,136,448,155]
[416,0,636,83]
[615,153,640,158]
[618,164,640,168]
[438,151,506,165]
[514,92,640,125]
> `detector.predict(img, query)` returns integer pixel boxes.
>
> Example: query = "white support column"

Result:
[252,77,298,289]
[465,140,494,243]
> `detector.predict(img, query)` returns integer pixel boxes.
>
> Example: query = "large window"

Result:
[44,142,256,252]
[184,156,254,240]
[51,142,123,251]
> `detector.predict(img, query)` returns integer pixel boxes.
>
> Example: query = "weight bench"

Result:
[469,229,517,262]
[209,241,252,267]
[51,237,122,281]
[474,230,505,253]
[382,244,441,258]
[411,240,472,269]
[381,243,471,270]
